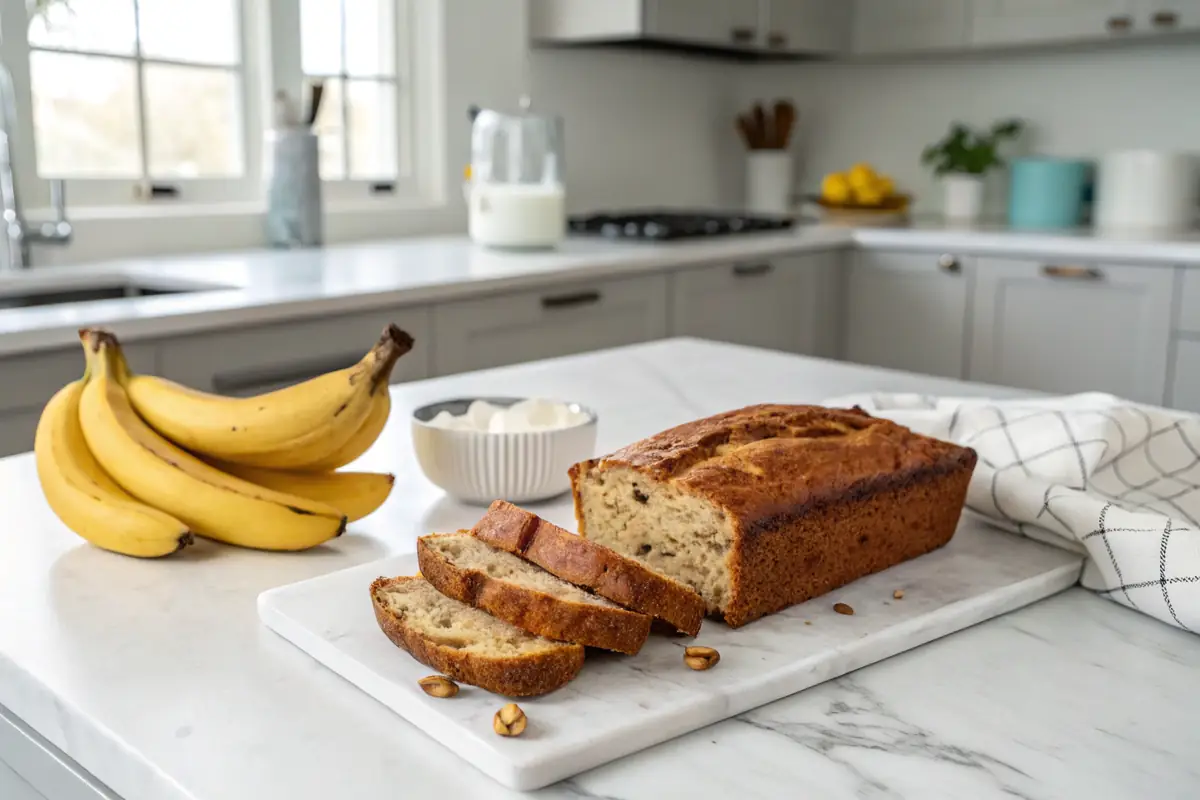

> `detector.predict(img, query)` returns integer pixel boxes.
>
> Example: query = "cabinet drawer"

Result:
[1169,339,1200,412]
[0,343,155,415]
[1177,269,1200,334]
[431,275,669,376]
[158,308,432,394]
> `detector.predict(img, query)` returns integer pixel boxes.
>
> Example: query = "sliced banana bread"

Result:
[369,575,583,697]
[569,404,978,628]
[471,500,706,636]
[417,532,652,655]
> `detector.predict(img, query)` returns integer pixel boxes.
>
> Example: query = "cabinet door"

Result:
[644,0,761,48]
[853,0,969,54]
[844,250,970,378]
[158,308,432,395]
[1133,0,1200,31]
[1169,339,1200,413]
[432,275,669,376]
[0,759,44,800]
[763,0,851,54]
[670,251,843,356]
[971,0,1131,46]
[969,259,1172,404]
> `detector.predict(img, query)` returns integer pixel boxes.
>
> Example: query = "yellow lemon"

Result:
[848,163,877,190]
[853,182,886,207]
[821,173,852,205]
[876,175,896,198]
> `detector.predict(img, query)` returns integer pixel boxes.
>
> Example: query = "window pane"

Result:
[345,0,394,76]
[29,0,137,56]
[138,0,240,65]
[145,65,243,177]
[301,0,343,75]
[30,52,140,177]
[313,78,345,179]
[347,79,396,179]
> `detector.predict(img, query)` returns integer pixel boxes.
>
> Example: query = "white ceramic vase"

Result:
[942,173,985,223]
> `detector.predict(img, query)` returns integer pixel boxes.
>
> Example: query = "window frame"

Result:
[0,0,440,213]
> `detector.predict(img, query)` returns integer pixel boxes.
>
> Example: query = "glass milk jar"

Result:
[469,101,566,249]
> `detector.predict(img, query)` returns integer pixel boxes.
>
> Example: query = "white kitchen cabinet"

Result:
[969,259,1173,404]
[1133,0,1200,31]
[431,275,669,376]
[158,308,432,396]
[670,251,843,357]
[762,0,852,55]
[0,342,156,458]
[0,759,43,800]
[853,0,970,54]
[844,250,971,379]
[644,0,761,47]
[1169,339,1200,412]
[970,0,1132,46]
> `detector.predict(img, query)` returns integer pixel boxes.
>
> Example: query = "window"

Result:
[299,0,415,195]
[25,0,248,203]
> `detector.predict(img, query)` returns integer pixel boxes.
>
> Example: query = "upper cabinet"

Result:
[643,0,760,49]
[530,0,849,56]
[970,0,1132,47]
[853,0,969,54]
[762,0,853,55]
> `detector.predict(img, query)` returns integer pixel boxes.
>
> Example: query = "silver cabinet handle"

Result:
[938,254,961,274]
[1041,265,1104,280]
[1107,14,1133,31]
[732,262,774,277]
[1153,10,1179,27]
[730,27,756,44]
[767,31,788,49]
[541,290,601,309]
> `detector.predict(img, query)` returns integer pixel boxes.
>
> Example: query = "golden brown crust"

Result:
[472,500,706,636]
[571,404,978,628]
[369,576,584,697]
[416,535,652,655]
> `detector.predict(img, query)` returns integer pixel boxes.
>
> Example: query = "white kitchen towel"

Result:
[826,391,1200,633]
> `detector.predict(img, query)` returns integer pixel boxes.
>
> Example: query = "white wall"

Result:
[736,39,1200,215]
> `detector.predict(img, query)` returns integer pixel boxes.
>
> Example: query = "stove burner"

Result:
[568,210,794,241]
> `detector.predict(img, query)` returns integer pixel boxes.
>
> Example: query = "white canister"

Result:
[942,173,986,223]
[745,151,794,216]
[1095,150,1199,233]
[468,183,566,249]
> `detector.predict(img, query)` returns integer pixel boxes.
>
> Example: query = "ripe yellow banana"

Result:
[35,377,193,558]
[125,324,412,469]
[78,330,347,551]
[301,388,391,472]
[214,463,394,522]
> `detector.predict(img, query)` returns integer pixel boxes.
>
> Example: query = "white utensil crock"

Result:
[1095,150,1199,233]
[745,151,793,216]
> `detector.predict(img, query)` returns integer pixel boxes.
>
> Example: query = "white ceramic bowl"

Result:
[411,397,598,505]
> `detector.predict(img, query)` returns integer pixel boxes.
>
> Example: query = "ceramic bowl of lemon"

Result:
[814,163,912,226]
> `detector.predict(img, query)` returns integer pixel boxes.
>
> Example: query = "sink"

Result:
[0,276,234,310]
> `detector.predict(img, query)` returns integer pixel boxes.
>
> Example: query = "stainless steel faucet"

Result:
[0,63,72,270]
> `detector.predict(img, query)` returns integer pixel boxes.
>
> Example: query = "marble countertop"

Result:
[1,339,1196,800]
[3,220,1200,357]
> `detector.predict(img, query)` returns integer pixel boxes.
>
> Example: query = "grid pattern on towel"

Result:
[830,393,1200,633]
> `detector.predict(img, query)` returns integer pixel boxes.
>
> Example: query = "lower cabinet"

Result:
[969,258,1174,404]
[669,251,843,357]
[844,249,971,378]
[0,758,44,800]
[1169,339,1200,413]
[431,274,669,375]
[158,307,432,396]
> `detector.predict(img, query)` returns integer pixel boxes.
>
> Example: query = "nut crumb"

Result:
[893,589,905,600]
[684,645,720,670]
[493,703,527,737]
[418,675,459,698]
[833,602,855,616]
[804,620,813,626]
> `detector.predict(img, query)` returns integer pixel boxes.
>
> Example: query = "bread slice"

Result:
[417,532,652,655]
[369,575,584,697]
[471,500,706,636]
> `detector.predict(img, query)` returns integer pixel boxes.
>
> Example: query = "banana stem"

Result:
[78,328,132,384]
[367,324,415,394]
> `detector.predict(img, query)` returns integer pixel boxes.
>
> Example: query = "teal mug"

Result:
[1008,157,1093,230]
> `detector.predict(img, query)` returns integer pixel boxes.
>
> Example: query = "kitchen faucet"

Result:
[0,62,71,270]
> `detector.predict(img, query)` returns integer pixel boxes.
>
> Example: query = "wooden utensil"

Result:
[737,114,757,150]
[752,103,768,149]
[773,99,796,150]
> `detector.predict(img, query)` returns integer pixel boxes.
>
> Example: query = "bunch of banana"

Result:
[34,324,413,558]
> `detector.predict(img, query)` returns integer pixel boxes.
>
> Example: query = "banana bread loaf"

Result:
[569,404,977,628]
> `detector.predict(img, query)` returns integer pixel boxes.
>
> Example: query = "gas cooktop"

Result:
[568,210,794,241]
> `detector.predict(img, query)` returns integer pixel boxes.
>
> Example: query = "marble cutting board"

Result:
[258,521,1083,791]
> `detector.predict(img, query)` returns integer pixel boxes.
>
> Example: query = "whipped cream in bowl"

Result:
[411,397,598,504]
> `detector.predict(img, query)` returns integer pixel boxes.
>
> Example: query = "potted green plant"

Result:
[922,119,1023,222]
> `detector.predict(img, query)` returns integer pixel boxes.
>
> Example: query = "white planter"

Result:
[942,174,985,222]
[745,151,794,216]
